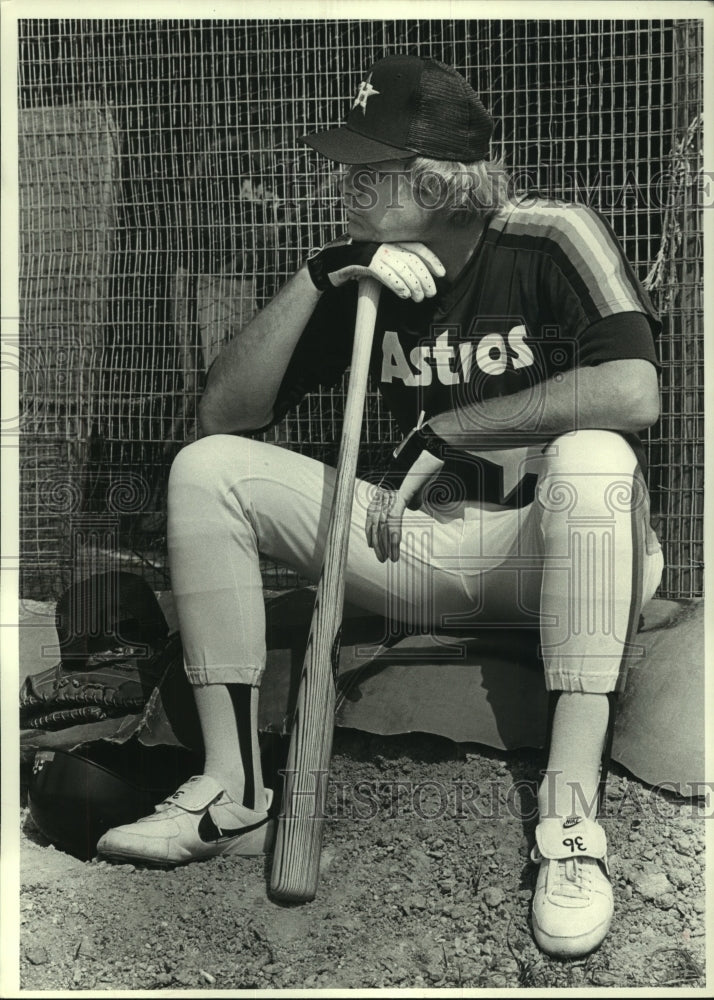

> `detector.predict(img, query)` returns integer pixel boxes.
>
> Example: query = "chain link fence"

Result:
[17,18,703,600]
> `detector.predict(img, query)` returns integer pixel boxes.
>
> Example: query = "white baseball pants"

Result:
[167,430,663,694]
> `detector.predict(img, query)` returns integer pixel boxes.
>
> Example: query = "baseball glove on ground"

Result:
[20,571,172,731]
[20,642,169,731]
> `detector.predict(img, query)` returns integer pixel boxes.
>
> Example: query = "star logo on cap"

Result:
[352,73,380,114]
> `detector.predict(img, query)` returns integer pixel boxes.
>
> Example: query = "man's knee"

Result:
[168,434,253,507]
[536,430,643,522]
[541,430,637,478]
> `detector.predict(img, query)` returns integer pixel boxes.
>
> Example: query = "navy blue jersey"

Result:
[271,199,660,507]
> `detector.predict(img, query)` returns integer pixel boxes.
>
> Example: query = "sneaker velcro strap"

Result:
[163,775,225,813]
[207,789,274,830]
[535,817,608,862]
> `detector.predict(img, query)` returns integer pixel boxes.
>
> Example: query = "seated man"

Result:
[98,55,664,958]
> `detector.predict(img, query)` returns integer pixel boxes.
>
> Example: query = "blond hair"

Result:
[409,156,512,223]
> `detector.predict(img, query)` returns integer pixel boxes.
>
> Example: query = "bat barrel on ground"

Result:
[269,277,382,902]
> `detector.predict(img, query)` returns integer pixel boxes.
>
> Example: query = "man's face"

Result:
[341,159,438,243]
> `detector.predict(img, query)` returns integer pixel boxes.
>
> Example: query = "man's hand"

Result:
[365,487,408,563]
[307,237,445,302]
[365,432,446,562]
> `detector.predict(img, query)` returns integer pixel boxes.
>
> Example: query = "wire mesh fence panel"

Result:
[17,18,702,600]
[641,20,704,600]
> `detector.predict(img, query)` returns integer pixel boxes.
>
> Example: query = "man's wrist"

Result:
[300,260,326,295]
[415,422,448,459]
[425,413,453,443]
[378,420,447,493]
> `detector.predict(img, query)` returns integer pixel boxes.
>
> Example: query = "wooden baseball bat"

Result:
[270,277,382,902]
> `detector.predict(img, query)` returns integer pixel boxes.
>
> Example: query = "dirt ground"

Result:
[19,729,707,993]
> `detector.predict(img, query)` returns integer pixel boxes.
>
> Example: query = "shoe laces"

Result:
[550,855,595,900]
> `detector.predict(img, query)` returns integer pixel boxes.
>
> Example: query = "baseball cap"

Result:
[300,55,493,164]
[55,571,168,660]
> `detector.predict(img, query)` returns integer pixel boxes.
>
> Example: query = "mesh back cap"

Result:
[56,571,168,659]
[300,55,493,164]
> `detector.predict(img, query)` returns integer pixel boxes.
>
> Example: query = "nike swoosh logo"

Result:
[197,812,270,843]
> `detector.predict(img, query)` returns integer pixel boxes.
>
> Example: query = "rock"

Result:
[332,916,360,931]
[654,893,677,910]
[591,971,618,986]
[25,945,49,965]
[633,871,673,900]
[481,887,504,908]
[76,936,98,959]
[405,893,427,910]
[174,966,195,986]
[320,846,337,870]
[406,847,430,869]
[199,969,216,984]
[670,868,693,889]
[674,837,693,856]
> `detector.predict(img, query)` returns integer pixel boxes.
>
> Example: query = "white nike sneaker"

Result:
[96,775,275,867]
[530,816,614,958]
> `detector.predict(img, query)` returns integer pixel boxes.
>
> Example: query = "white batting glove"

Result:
[306,237,445,302]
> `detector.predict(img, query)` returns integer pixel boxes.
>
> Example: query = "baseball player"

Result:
[98,55,664,958]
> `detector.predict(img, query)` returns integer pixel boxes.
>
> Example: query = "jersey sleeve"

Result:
[261,282,357,429]
[539,205,661,368]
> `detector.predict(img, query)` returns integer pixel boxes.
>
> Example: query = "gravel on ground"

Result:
[19,730,707,991]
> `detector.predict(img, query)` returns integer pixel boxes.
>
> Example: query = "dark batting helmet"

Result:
[27,743,197,861]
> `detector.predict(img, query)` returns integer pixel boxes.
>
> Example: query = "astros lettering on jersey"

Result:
[272,198,660,508]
